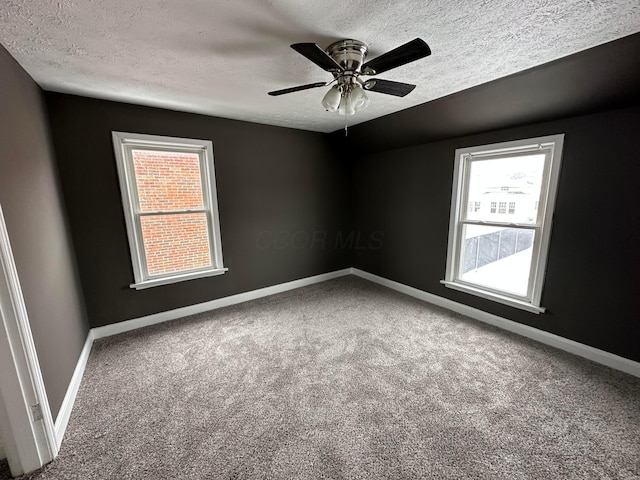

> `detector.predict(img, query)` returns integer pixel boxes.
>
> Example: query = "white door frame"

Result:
[0,203,57,476]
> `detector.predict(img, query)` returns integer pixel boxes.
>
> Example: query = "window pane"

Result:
[140,213,211,276]
[465,154,545,224]
[460,225,534,297]
[133,150,204,212]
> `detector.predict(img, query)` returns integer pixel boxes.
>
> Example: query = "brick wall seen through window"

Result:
[133,150,211,276]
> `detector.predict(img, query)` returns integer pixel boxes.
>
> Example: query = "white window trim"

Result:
[441,134,565,314]
[112,132,227,289]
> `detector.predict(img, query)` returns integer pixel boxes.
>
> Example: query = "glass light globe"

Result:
[350,85,370,112]
[321,86,341,112]
[338,94,356,116]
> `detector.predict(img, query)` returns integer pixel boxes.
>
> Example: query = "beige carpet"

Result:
[10,276,640,479]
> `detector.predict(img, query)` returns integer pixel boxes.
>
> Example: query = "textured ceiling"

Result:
[1,0,639,133]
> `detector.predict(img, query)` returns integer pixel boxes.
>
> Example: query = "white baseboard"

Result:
[351,268,640,378]
[92,268,352,340]
[53,330,94,448]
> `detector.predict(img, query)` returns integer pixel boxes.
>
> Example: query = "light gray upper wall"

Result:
[0,419,5,460]
[0,45,89,420]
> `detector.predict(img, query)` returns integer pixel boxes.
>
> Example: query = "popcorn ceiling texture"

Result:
[0,0,639,132]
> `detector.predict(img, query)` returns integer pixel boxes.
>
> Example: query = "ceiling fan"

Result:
[268,38,431,116]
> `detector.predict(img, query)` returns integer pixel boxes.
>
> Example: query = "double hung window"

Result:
[442,134,564,313]
[112,132,226,289]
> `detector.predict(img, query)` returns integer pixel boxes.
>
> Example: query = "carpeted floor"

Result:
[7,276,640,479]
[0,460,10,479]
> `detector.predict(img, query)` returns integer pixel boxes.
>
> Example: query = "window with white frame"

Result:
[112,132,226,289]
[442,134,564,313]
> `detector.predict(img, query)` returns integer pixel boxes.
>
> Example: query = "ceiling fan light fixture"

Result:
[321,85,341,112]
[337,85,369,116]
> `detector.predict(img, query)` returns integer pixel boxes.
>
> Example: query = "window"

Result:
[468,201,481,212]
[112,132,226,289]
[442,134,564,313]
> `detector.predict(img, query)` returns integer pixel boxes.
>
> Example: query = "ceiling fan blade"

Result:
[291,43,344,73]
[361,38,431,75]
[268,82,327,96]
[362,79,416,97]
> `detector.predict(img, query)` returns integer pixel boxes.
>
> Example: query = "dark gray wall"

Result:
[344,33,640,363]
[45,94,351,328]
[350,104,640,362]
[0,47,89,419]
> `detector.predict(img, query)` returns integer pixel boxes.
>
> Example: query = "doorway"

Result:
[0,204,57,476]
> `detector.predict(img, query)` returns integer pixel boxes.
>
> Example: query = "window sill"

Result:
[130,268,228,290]
[440,280,545,314]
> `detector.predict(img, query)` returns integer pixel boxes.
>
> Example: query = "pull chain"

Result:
[344,94,349,136]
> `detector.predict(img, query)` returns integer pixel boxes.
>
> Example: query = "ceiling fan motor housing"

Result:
[326,39,368,73]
